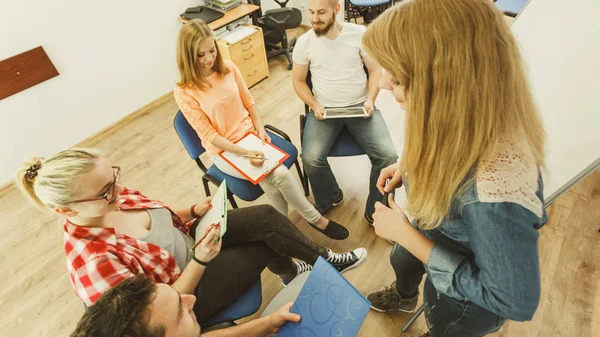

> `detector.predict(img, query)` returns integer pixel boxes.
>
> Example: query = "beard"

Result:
[312,14,335,36]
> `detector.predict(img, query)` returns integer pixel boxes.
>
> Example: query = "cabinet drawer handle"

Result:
[242,45,253,52]
[248,69,258,76]
[244,54,255,61]
[241,38,252,44]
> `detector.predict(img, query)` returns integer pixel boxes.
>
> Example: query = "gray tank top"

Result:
[141,208,195,270]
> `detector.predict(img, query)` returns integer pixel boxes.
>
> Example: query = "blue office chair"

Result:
[298,69,368,197]
[174,110,307,207]
[200,279,263,329]
[494,0,528,17]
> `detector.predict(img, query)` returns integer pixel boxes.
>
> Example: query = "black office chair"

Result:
[248,0,303,70]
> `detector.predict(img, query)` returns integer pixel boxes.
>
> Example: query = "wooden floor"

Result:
[1,26,599,337]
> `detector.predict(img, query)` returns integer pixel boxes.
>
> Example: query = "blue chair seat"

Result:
[206,130,298,201]
[350,0,390,6]
[328,127,366,157]
[200,280,262,328]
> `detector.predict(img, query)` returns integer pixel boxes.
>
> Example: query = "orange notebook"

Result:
[218,132,290,185]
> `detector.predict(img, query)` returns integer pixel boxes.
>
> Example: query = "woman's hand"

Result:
[372,194,412,244]
[194,224,222,263]
[245,149,266,167]
[258,128,272,144]
[376,163,403,195]
[193,196,212,218]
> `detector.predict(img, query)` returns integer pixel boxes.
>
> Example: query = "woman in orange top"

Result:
[173,19,348,240]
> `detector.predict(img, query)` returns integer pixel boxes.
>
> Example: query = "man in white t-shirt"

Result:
[292,0,397,225]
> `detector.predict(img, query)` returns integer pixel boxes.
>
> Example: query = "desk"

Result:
[178,3,260,30]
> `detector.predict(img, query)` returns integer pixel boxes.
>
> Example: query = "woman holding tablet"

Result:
[365,0,547,336]
[174,19,349,241]
[15,148,367,321]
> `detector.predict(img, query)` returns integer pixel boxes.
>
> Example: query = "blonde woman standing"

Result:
[364,0,547,336]
[174,19,349,241]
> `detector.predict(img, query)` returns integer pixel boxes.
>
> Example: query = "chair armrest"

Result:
[265,124,292,142]
[195,157,210,173]
[203,172,222,187]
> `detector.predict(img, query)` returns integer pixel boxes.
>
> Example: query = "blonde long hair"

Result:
[364,0,546,229]
[15,148,100,210]
[176,19,229,90]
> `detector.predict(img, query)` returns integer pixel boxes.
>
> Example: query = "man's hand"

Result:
[363,99,375,118]
[311,104,326,120]
[377,163,403,195]
[265,303,301,334]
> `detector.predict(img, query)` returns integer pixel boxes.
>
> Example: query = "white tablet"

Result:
[323,107,368,119]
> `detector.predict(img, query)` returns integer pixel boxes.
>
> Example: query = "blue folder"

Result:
[277,256,371,337]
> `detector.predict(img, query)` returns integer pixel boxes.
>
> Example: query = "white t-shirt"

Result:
[293,23,368,107]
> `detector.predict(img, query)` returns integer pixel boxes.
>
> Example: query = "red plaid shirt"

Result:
[63,187,195,306]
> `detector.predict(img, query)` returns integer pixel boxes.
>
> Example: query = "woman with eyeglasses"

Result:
[15,148,366,321]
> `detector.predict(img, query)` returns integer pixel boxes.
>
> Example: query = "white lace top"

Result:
[475,139,544,218]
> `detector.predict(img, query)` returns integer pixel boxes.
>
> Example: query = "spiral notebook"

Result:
[277,257,371,337]
[218,132,289,185]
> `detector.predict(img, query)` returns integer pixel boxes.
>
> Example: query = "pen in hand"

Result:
[240,154,269,160]
[190,223,220,251]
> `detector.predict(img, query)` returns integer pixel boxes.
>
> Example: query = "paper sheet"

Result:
[221,25,256,44]
[195,180,227,239]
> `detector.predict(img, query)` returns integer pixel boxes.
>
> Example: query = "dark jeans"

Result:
[302,106,398,216]
[192,205,329,321]
[390,244,506,337]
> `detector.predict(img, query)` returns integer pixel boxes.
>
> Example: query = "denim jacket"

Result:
[406,140,547,321]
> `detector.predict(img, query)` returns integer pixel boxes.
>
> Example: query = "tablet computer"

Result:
[323,106,368,119]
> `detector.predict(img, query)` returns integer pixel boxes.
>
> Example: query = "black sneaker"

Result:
[367,281,418,313]
[332,189,344,207]
[308,219,350,240]
[316,189,344,215]
[280,260,313,286]
[326,248,367,273]
[364,211,374,225]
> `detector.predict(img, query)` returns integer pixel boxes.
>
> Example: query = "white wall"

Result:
[261,0,345,26]
[0,0,199,184]
[511,0,600,201]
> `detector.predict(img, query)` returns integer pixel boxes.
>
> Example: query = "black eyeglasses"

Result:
[72,166,121,203]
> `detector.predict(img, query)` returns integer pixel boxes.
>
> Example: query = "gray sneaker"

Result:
[367,281,418,313]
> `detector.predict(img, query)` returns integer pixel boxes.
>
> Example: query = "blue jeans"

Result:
[301,104,397,217]
[390,244,506,337]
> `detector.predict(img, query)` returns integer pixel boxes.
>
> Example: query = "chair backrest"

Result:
[173,110,206,160]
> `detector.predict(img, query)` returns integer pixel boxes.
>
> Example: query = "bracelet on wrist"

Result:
[192,255,209,266]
